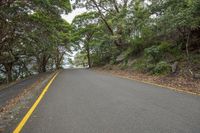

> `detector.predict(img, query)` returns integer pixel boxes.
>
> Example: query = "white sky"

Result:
[62,8,87,23]
[62,0,151,23]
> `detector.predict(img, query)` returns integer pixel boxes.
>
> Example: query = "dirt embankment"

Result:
[94,66,200,95]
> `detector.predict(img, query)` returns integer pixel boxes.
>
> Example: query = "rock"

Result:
[116,53,126,62]
[171,61,178,73]
[127,59,136,66]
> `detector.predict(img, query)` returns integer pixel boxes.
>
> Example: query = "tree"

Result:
[72,12,99,68]
[74,0,135,49]
[72,0,200,75]
[0,0,72,82]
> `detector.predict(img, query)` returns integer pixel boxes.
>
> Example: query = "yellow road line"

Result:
[95,70,200,96]
[13,72,59,133]
[114,74,200,96]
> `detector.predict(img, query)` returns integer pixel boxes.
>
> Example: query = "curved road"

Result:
[20,69,200,133]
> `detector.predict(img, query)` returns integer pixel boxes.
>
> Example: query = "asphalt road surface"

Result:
[21,69,200,133]
[0,75,41,108]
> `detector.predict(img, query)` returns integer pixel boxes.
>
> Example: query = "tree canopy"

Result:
[0,0,72,83]
[1,0,200,83]
[72,0,200,76]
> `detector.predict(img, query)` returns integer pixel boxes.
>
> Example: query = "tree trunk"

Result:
[55,60,61,70]
[37,54,49,73]
[186,31,191,59]
[56,52,64,70]
[41,62,46,72]
[86,43,91,68]
[91,0,127,49]
[3,63,13,83]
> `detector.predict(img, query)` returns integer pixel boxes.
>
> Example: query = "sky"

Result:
[62,0,151,23]
[61,8,87,23]
[61,1,87,68]
[61,7,87,68]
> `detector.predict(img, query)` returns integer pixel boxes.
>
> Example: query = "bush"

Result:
[159,41,171,52]
[110,56,116,65]
[145,45,161,63]
[132,57,147,72]
[144,41,171,63]
[146,63,156,72]
[152,61,171,75]
[129,38,144,56]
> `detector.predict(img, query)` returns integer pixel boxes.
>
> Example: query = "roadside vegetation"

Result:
[71,0,200,79]
[1,0,200,85]
[0,0,72,84]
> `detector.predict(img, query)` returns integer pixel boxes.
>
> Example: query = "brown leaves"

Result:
[95,66,200,95]
[0,72,55,131]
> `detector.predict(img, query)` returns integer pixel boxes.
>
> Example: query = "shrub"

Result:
[132,57,147,72]
[145,45,161,63]
[152,61,171,75]
[144,41,171,63]
[129,38,144,55]
[110,56,116,65]
[159,41,171,52]
[146,63,156,72]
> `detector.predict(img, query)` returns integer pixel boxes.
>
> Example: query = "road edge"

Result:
[13,72,59,133]
[94,70,200,96]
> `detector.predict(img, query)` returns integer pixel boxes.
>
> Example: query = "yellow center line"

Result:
[13,72,59,133]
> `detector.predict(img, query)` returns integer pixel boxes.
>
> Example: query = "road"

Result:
[20,69,200,133]
[0,75,43,108]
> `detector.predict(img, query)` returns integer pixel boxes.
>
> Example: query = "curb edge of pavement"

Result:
[13,71,60,133]
[94,70,200,96]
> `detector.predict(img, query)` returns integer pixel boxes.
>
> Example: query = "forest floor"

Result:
[94,65,200,96]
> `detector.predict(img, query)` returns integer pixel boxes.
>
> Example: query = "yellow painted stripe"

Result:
[95,70,200,96]
[114,74,200,96]
[13,72,59,133]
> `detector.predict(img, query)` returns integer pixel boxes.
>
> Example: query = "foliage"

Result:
[152,61,171,75]
[71,0,200,76]
[0,0,72,83]
[1,0,200,83]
